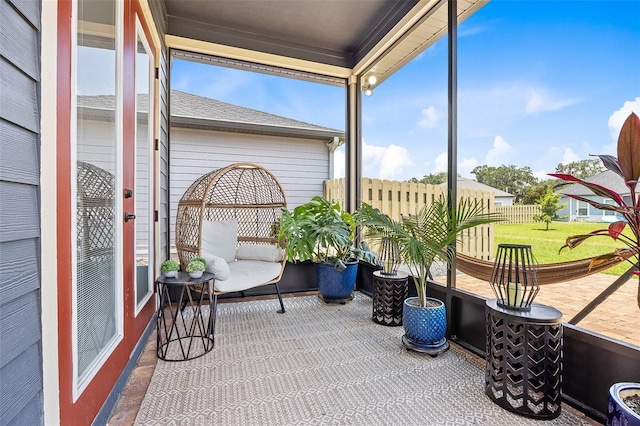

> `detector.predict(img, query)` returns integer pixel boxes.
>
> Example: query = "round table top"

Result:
[373,270,409,279]
[156,271,215,285]
[486,298,562,324]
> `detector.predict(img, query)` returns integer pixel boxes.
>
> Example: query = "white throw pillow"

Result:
[201,219,238,263]
[236,243,284,262]
[201,252,231,281]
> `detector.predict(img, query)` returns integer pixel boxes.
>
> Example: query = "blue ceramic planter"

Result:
[607,383,640,426]
[402,296,447,345]
[315,261,358,301]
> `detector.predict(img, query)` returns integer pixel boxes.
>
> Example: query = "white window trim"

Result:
[577,199,589,217]
[134,14,155,316]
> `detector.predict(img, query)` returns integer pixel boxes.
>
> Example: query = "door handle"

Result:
[124,212,136,222]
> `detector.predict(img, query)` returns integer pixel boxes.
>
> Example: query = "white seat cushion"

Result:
[214,260,282,293]
[201,219,238,262]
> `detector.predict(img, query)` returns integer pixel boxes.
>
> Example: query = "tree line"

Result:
[408,159,605,230]
[409,159,604,205]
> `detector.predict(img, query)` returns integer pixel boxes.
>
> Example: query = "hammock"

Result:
[455,249,636,285]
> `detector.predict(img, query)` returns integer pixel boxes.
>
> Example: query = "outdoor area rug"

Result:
[135,293,593,425]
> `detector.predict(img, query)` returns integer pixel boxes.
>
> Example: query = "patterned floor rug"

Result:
[136,293,593,425]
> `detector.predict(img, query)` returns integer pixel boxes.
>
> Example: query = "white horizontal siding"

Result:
[169,128,330,249]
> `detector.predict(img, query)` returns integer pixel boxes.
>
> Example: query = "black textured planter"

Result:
[372,271,408,326]
[485,299,563,419]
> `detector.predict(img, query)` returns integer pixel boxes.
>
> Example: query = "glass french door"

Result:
[74,0,122,397]
[134,16,155,312]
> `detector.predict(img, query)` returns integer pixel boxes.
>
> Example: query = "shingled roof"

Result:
[78,91,344,140]
[170,90,343,140]
[561,170,630,196]
[440,176,514,197]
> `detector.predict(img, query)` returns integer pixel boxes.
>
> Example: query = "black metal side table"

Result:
[372,270,408,326]
[156,272,215,361]
[485,299,563,419]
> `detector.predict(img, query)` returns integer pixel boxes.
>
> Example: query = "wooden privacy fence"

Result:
[324,178,496,260]
[495,204,541,224]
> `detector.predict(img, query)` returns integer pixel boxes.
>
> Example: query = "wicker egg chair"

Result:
[175,162,287,311]
[77,161,115,265]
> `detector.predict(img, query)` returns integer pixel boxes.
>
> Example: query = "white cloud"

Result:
[419,106,441,129]
[431,153,477,178]
[562,148,581,163]
[432,152,448,173]
[379,145,414,180]
[458,25,486,38]
[601,142,617,156]
[532,169,550,181]
[608,97,640,141]
[458,83,583,140]
[459,157,479,178]
[486,136,513,165]
[525,88,581,115]
[361,141,414,180]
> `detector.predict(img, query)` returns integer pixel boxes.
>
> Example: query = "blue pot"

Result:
[315,261,358,300]
[607,383,640,426]
[402,296,447,344]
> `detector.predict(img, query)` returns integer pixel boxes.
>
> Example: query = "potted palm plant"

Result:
[550,112,640,424]
[279,196,376,303]
[357,195,503,355]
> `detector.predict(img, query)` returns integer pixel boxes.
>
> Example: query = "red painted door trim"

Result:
[56,1,157,423]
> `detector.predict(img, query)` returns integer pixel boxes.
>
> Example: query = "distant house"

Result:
[169,90,344,213]
[79,90,344,251]
[558,170,630,222]
[442,177,515,206]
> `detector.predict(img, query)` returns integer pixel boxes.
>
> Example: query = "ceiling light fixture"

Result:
[362,74,376,96]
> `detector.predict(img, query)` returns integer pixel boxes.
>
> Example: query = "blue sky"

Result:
[172,0,640,182]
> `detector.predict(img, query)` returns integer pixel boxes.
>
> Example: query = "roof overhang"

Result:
[159,0,489,88]
[171,115,344,141]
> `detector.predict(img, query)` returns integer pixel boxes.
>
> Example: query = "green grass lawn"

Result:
[494,222,635,276]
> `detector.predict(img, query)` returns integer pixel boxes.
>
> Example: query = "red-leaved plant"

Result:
[550,112,640,308]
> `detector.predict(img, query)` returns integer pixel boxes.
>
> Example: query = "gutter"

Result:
[172,115,344,140]
[327,137,344,179]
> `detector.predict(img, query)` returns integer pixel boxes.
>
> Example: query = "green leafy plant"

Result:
[191,257,207,267]
[160,259,180,273]
[532,187,567,230]
[357,195,503,307]
[279,196,366,271]
[350,241,379,266]
[550,112,640,308]
[186,259,206,273]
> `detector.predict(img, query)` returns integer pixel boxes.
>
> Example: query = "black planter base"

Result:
[318,293,354,304]
[402,335,450,357]
[372,271,408,326]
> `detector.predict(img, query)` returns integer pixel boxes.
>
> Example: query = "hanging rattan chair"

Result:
[77,161,115,265]
[175,162,288,312]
